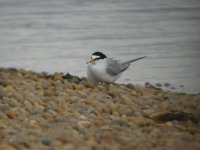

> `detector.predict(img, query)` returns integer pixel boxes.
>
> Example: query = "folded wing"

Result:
[106,56,146,76]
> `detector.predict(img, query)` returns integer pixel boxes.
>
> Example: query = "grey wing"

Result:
[106,58,129,76]
[106,56,146,76]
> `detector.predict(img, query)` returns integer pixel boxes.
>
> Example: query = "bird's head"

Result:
[87,52,107,64]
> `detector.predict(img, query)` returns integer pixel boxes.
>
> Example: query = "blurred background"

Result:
[0,0,200,93]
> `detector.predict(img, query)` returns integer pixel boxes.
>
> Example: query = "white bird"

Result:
[87,52,146,83]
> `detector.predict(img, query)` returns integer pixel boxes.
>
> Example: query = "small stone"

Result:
[0,144,16,150]
[126,83,135,90]
[44,90,58,97]
[159,102,170,112]
[85,83,95,89]
[155,83,162,87]
[77,121,91,128]
[73,84,84,90]
[79,115,88,120]
[164,82,170,87]
[0,112,8,120]
[9,98,20,107]
[42,83,49,90]
[32,104,45,114]
[53,73,64,81]
[110,103,118,113]
[47,101,58,108]
[113,119,128,126]
[102,106,112,114]
[93,117,105,126]
[143,109,155,117]
[29,119,37,125]
[4,85,15,93]
[23,100,33,110]
[112,111,120,116]
[63,73,73,80]
[80,79,87,85]
[41,139,52,146]
[79,77,87,85]
[170,87,176,90]
[130,91,137,96]
[0,78,8,87]
[99,125,111,131]
[86,137,98,148]
[130,117,153,126]
[71,76,80,84]
[134,111,142,117]
[150,112,198,124]
[5,111,16,119]
[0,104,10,112]
[47,107,57,114]
[142,126,154,133]
[120,94,131,101]
[77,90,87,98]
[124,111,134,117]
[63,143,74,149]
[175,124,186,131]
[0,119,7,126]
[165,121,173,127]
[7,68,18,72]
[145,82,154,88]
[187,127,200,134]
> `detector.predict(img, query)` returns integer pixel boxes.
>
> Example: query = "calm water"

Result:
[0,0,200,93]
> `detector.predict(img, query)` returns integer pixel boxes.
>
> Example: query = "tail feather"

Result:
[119,56,147,72]
[121,56,147,65]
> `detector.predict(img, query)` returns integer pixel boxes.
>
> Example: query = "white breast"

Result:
[87,59,120,83]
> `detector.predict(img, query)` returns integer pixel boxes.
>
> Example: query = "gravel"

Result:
[0,68,199,150]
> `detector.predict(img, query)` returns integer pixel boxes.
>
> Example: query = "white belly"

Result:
[87,61,120,83]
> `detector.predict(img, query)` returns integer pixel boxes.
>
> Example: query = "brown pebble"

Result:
[53,73,64,82]
[0,144,16,150]
[44,90,58,97]
[5,111,16,119]
[0,119,7,126]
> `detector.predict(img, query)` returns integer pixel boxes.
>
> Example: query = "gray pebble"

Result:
[155,83,162,87]
[126,83,135,90]
[41,139,52,146]
[0,104,10,112]
[113,119,129,127]
[164,82,170,87]
[71,76,80,84]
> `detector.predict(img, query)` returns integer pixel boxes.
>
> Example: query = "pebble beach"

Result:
[0,68,199,150]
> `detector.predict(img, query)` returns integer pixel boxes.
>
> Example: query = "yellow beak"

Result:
[86,59,96,64]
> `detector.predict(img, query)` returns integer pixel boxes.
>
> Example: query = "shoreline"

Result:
[0,67,199,150]
[1,67,198,95]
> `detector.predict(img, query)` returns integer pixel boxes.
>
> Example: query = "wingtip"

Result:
[138,56,147,60]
